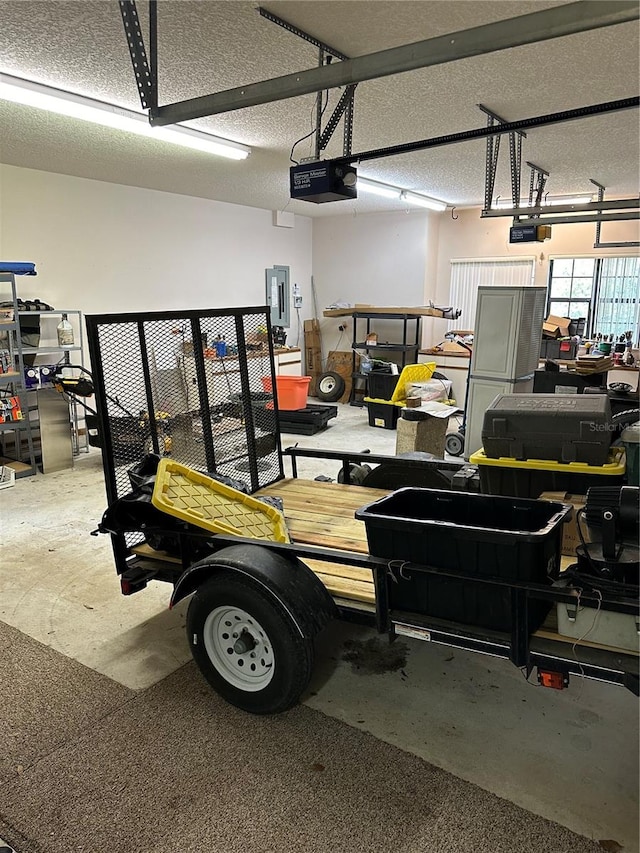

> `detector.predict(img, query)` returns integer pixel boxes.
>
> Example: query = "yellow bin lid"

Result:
[469,446,626,475]
[152,458,290,543]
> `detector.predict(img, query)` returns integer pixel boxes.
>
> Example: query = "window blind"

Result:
[448,258,535,331]
[593,256,640,344]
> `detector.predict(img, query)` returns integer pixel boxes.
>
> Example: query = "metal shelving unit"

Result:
[0,272,38,477]
[350,310,422,405]
[18,309,89,458]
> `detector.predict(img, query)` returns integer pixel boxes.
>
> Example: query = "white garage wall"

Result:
[311,210,437,356]
[0,165,313,321]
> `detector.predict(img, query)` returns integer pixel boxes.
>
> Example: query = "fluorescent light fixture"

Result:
[358,176,447,210]
[492,195,593,209]
[0,72,251,160]
[357,177,401,199]
[401,191,447,212]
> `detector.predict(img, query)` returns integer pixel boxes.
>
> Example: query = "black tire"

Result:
[445,431,465,457]
[611,408,640,430]
[337,463,372,485]
[187,571,314,714]
[316,371,345,402]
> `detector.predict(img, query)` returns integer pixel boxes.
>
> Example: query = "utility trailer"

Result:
[87,308,639,714]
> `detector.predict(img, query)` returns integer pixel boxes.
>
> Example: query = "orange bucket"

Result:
[261,375,311,410]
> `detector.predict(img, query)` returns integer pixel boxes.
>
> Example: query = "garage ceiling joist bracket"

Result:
[119,0,156,111]
[148,1,639,125]
[590,180,640,248]
[257,7,348,61]
[479,105,520,212]
[525,161,549,217]
[319,84,357,152]
[258,7,357,158]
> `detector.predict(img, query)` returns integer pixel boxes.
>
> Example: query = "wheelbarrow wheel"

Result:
[316,371,345,402]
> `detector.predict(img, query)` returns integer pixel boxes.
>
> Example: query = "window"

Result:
[547,258,596,326]
[548,256,640,343]
[448,258,535,331]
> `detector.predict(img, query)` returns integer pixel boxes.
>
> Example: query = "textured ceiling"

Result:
[0,1,638,216]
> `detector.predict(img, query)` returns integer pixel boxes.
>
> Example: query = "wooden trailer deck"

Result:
[132,478,638,657]
[257,478,383,608]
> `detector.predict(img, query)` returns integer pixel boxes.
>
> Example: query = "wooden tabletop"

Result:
[323,305,445,318]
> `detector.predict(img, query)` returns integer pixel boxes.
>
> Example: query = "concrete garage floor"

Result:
[1,402,638,851]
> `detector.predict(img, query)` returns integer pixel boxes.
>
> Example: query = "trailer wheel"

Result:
[187,571,314,714]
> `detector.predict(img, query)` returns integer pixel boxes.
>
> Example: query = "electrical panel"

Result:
[265,265,290,328]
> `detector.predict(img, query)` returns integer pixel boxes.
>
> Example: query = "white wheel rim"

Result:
[203,605,275,691]
[320,376,335,393]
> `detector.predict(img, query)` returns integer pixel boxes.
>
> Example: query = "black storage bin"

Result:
[367,371,400,400]
[533,369,605,394]
[540,339,578,360]
[472,447,626,498]
[356,488,570,632]
[482,393,612,465]
[568,318,586,337]
[367,400,400,430]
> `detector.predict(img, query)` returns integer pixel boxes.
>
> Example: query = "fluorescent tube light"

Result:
[357,177,401,199]
[0,73,251,160]
[401,191,447,212]
[492,195,593,209]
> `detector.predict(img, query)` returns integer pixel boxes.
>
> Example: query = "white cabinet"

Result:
[275,348,302,376]
[471,286,547,381]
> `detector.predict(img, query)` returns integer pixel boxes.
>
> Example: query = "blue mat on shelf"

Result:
[0,261,37,275]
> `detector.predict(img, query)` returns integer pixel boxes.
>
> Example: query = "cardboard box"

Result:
[326,349,357,404]
[539,491,589,557]
[542,314,571,339]
[303,319,322,395]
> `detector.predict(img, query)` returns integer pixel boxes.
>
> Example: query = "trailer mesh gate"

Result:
[86,308,285,529]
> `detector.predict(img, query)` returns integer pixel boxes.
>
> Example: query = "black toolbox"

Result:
[355,488,570,632]
[482,394,612,466]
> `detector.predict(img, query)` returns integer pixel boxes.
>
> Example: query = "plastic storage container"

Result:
[367,371,400,400]
[482,393,612,465]
[470,446,626,498]
[364,363,436,430]
[555,580,640,652]
[261,375,311,410]
[568,318,587,337]
[621,422,640,485]
[366,400,402,430]
[540,339,578,360]
[533,370,605,394]
[355,488,570,631]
